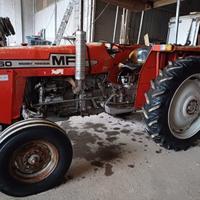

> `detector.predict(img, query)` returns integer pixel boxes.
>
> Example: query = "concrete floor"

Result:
[1,112,200,200]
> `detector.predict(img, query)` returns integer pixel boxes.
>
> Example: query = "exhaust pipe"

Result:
[75,0,86,93]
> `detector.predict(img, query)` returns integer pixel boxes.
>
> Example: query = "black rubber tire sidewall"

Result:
[161,63,200,138]
[144,57,200,150]
[0,126,73,197]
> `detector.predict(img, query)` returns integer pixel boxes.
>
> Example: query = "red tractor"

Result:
[1,37,200,197]
[1,5,200,197]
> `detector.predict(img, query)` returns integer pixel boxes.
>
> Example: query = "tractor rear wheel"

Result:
[0,119,73,197]
[144,57,200,150]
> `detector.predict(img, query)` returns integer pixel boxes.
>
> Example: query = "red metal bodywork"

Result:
[1,43,199,125]
[134,45,200,108]
[0,43,138,124]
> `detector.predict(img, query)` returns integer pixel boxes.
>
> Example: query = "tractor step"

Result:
[105,103,134,115]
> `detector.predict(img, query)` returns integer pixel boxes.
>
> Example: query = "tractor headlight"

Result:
[129,47,150,65]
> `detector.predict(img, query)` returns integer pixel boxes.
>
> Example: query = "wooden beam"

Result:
[153,0,177,8]
[101,0,184,11]
[101,0,153,12]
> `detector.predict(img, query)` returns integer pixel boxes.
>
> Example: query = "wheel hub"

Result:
[28,154,40,165]
[9,140,59,183]
[168,75,200,139]
[186,99,199,115]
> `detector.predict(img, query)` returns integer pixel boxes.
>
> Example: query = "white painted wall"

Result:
[22,0,34,42]
[34,0,93,44]
[0,0,34,45]
[0,0,22,45]
[34,3,56,42]
[0,0,94,45]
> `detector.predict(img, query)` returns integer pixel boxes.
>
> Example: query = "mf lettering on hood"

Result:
[51,54,76,66]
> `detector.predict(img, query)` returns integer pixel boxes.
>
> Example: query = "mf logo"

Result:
[51,54,76,66]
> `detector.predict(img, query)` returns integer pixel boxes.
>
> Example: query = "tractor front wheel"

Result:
[0,119,73,197]
[144,57,200,150]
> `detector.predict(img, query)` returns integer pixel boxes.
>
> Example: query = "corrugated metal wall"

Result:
[129,8,175,44]
[130,0,200,44]
[94,0,200,44]
[94,1,123,43]
[94,1,175,44]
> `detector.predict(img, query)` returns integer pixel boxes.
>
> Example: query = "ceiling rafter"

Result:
[101,0,179,11]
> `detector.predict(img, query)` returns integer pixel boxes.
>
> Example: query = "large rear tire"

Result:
[143,57,200,150]
[0,119,73,197]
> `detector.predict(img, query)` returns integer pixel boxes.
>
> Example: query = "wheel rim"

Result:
[168,73,200,139]
[9,140,59,183]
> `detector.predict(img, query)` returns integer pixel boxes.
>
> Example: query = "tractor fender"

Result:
[0,119,67,144]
